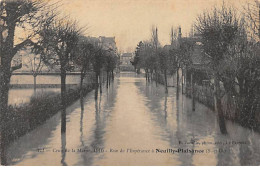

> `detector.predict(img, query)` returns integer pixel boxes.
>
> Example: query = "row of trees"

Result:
[132,27,193,94]
[195,3,260,133]
[0,0,118,164]
[132,2,260,133]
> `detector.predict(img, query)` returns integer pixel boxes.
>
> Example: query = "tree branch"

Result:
[10,63,22,73]
[0,16,7,21]
[12,39,33,55]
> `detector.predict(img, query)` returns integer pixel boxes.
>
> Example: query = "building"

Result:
[99,36,117,51]
[166,27,211,91]
[11,52,22,71]
[12,36,120,73]
[120,53,135,71]
[81,36,118,52]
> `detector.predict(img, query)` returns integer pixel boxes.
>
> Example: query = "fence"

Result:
[185,82,260,131]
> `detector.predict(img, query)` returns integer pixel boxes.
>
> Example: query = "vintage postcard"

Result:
[0,0,259,166]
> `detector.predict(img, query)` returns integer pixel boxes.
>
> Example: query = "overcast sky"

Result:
[57,0,252,53]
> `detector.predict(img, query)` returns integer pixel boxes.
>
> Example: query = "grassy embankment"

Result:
[5,83,95,144]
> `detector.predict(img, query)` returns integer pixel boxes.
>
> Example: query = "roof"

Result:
[163,45,173,51]
[191,44,204,64]
[99,36,116,44]
[79,36,100,46]
[121,53,133,57]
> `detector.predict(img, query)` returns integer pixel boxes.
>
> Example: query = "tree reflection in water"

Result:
[61,106,67,166]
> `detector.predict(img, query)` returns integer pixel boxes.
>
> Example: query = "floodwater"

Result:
[3,73,260,166]
[9,74,93,105]
[8,88,60,105]
[10,74,84,85]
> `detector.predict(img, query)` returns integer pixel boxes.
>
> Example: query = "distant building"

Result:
[120,53,134,71]
[13,36,119,73]
[11,52,22,70]
[81,36,118,52]
[82,36,100,46]
[99,36,117,51]
[165,27,211,90]
[11,47,52,73]
[121,53,133,65]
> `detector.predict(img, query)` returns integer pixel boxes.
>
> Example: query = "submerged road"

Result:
[4,73,260,166]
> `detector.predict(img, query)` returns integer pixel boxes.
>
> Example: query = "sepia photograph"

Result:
[0,0,260,166]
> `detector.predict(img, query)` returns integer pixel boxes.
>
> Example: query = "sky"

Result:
[53,0,254,53]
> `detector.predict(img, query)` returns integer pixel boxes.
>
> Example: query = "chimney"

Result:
[178,26,182,39]
[156,27,158,44]
[171,27,174,46]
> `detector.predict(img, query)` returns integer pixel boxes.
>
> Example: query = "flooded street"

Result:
[4,73,260,166]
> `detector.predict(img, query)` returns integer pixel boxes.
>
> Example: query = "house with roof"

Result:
[119,53,135,71]
[99,36,117,52]
[165,27,212,92]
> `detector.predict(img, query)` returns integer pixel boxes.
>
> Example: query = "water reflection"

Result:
[92,94,103,149]
[0,120,7,165]
[61,132,67,166]
[164,94,168,119]
[2,73,260,166]
[8,88,60,105]
[136,77,260,166]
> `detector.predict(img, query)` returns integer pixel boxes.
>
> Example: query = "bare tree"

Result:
[243,0,260,41]
[151,26,160,85]
[131,41,143,73]
[196,5,240,134]
[104,48,117,88]
[222,16,260,129]
[0,0,56,165]
[158,47,170,93]
[137,41,154,82]
[23,47,46,91]
[91,45,105,99]
[73,37,94,93]
[37,19,82,109]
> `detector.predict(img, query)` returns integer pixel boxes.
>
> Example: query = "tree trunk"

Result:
[103,71,105,83]
[106,71,109,88]
[191,72,195,111]
[0,73,10,166]
[0,22,15,165]
[60,66,67,134]
[176,67,179,89]
[33,75,37,92]
[111,69,114,81]
[99,74,102,94]
[164,69,168,93]
[108,72,111,86]
[214,75,227,134]
[80,71,85,97]
[145,69,148,82]
[155,70,158,86]
[80,73,84,91]
[147,70,149,82]
[181,68,184,94]
[95,72,99,100]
